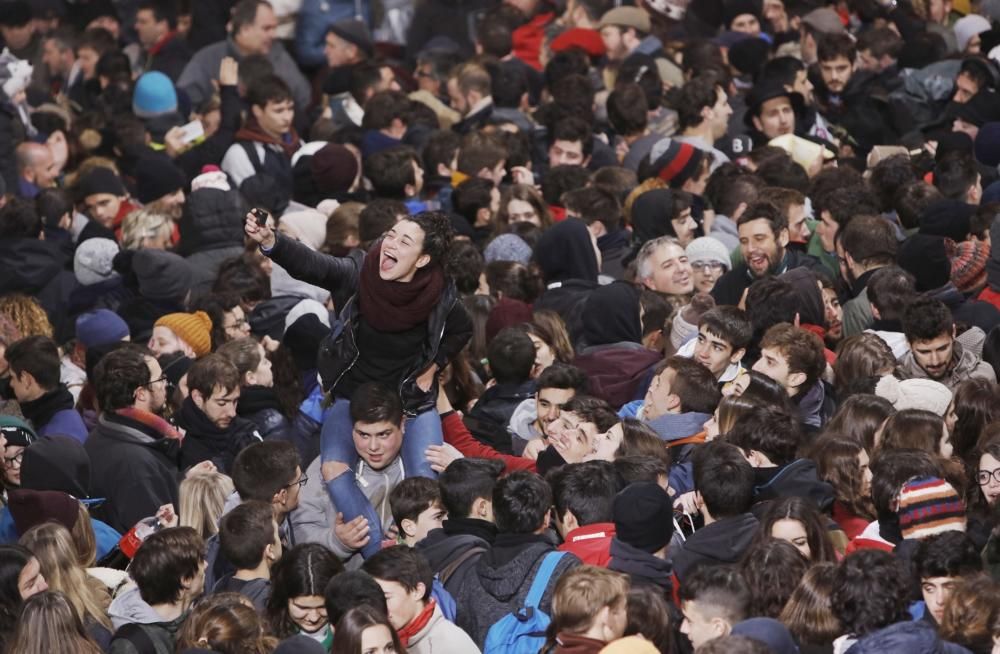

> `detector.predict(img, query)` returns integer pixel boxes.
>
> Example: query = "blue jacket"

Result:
[618,404,708,495]
[40,409,89,443]
[847,620,971,654]
[294,0,372,68]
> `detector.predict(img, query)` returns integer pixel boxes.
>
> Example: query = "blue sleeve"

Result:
[91,519,123,560]
[669,461,694,496]
[295,0,363,68]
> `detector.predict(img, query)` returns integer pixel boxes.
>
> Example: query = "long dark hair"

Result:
[812,437,876,522]
[753,496,839,564]
[331,606,406,654]
[0,544,33,648]
[267,544,343,638]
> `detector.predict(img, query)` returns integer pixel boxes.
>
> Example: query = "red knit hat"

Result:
[950,239,989,293]
[550,28,606,57]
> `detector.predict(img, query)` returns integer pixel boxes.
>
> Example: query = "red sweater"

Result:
[441,412,536,474]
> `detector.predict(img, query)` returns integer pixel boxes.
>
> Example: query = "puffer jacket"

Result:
[265,234,472,414]
[178,186,247,292]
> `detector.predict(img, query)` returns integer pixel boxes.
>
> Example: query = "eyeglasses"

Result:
[143,376,168,388]
[691,261,726,273]
[977,468,1000,485]
[3,452,22,468]
[286,475,308,489]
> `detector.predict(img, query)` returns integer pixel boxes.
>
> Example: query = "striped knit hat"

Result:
[647,139,705,187]
[896,477,966,540]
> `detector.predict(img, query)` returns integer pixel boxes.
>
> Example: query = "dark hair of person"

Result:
[661,356,722,415]
[691,441,755,518]
[406,210,454,265]
[246,74,293,108]
[949,379,1000,462]
[218,500,276,571]
[778,563,842,646]
[725,405,800,466]
[438,457,505,518]
[548,461,619,527]
[613,454,669,486]
[623,584,674,653]
[879,409,946,456]
[755,157,809,194]
[740,538,810,618]
[934,151,980,201]
[93,344,154,412]
[893,181,942,230]
[190,293,244,352]
[913,530,983,580]
[759,323,827,393]
[833,334,896,399]
[938,574,1000,652]
[349,382,404,427]
[700,306,753,351]
[267,543,344,638]
[812,437,876,521]
[679,565,751,624]
[5,336,61,390]
[366,147,419,200]
[130,527,205,606]
[230,440,300,503]
[331,605,403,654]
[867,154,917,212]
[522,313,575,365]
[324,571,387,627]
[866,266,917,323]
[869,448,942,524]
[0,544,33,648]
[817,33,856,63]
[831,550,912,637]
[493,470,551,534]
[756,496,838,563]
[487,327,536,385]
[839,215,898,267]
[214,256,272,307]
[187,353,241,399]
[362,545,434,602]
[607,83,648,136]
[697,635,772,654]
[361,90,410,131]
[739,371,795,413]
[737,200,788,233]
[484,261,542,304]
[388,477,440,532]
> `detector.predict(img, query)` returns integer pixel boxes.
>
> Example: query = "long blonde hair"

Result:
[5,591,103,654]
[19,523,111,630]
[180,472,235,539]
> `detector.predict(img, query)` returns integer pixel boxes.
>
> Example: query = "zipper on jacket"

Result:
[398,297,454,417]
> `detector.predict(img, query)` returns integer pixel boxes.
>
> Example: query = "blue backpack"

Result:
[483,551,566,654]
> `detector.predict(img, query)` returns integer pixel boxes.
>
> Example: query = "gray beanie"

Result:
[133,249,194,302]
[73,238,120,286]
[484,233,532,265]
[685,236,731,270]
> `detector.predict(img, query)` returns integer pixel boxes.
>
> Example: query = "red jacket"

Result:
[512,11,555,70]
[557,523,615,567]
[441,411,536,474]
[979,286,1000,312]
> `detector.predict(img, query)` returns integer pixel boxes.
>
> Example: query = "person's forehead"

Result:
[738,218,774,235]
[654,242,685,261]
[760,96,792,113]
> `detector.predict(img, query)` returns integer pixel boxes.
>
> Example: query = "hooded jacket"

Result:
[846,620,972,654]
[108,585,186,654]
[85,413,181,533]
[417,518,496,596]
[608,537,672,593]
[0,237,78,342]
[508,398,541,454]
[558,523,616,567]
[237,386,293,442]
[896,339,996,391]
[453,533,580,646]
[464,380,537,454]
[264,234,472,414]
[928,283,1000,335]
[671,512,759,585]
[407,602,482,654]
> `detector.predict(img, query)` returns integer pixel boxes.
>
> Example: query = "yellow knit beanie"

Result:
[154,311,213,357]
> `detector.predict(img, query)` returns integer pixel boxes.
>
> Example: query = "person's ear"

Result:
[191,388,205,409]
[729,347,746,364]
[400,517,417,539]
[712,616,732,638]
[777,227,790,248]
[472,497,490,519]
[265,542,277,562]
[415,253,431,269]
[666,393,682,412]
[787,370,807,390]
[752,115,763,133]
[476,207,491,225]
[272,487,288,508]
[251,104,263,123]
[413,582,427,602]
[244,370,256,386]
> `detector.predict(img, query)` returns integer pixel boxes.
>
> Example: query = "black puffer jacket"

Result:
[0,237,77,342]
[178,186,247,291]
[265,234,472,414]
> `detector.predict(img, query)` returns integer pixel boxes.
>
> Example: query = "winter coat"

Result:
[0,237,78,342]
[645,410,712,495]
[930,283,1000,334]
[896,340,996,391]
[237,386,293,442]
[416,518,496,597]
[573,344,661,410]
[177,186,247,291]
[453,533,580,646]
[608,537,672,594]
[108,585,185,654]
[846,620,972,654]
[176,398,263,474]
[408,603,482,654]
[464,380,536,454]
[264,234,472,414]
[211,575,271,612]
[85,414,181,533]
[558,523,615,567]
[145,33,193,82]
[711,248,824,308]
[752,459,836,513]
[177,38,309,114]
[534,280,598,349]
[671,512,759,586]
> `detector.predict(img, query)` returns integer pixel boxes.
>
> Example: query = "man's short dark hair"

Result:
[5,336,61,391]
[536,363,588,394]
[563,186,621,233]
[131,527,205,606]
[0,198,42,239]
[219,500,276,570]
[452,177,496,226]
[691,441,755,518]
[93,344,153,412]
[840,215,898,266]
[358,199,406,247]
[542,166,590,205]
[422,130,460,178]
[613,454,669,485]
[759,56,806,88]
[672,76,719,130]
[679,565,751,625]
[759,324,827,393]
[607,83,648,136]
[934,151,979,201]
[350,382,404,426]
[705,167,764,218]
[549,117,594,158]
[493,470,551,534]
[389,477,440,528]
[662,356,722,415]
[361,91,410,131]
[700,306,752,351]
[187,353,241,399]
[814,186,879,231]
[902,296,953,343]
[562,395,620,432]
[894,181,942,230]
[492,62,528,109]
[246,74,293,108]
[817,33,856,63]
[77,27,117,56]
[456,132,506,176]
[755,158,809,194]
[737,200,788,234]
[857,26,903,60]
[438,457,505,518]
[867,266,916,321]
[487,328,536,386]
[476,17,513,58]
[231,0,270,35]
[363,546,434,601]
[832,550,911,637]
[959,56,996,92]
[324,570,387,625]
[231,440,300,502]
[348,61,384,104]
[138,0,178,28]
[548,461,619,526]
[366,146,419,199]
[725,405,800,466]
[868,155,918,213]
[913,531,983,580]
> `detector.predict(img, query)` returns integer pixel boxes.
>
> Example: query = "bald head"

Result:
[16,143,57,189]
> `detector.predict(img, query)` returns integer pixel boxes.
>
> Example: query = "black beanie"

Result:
[613,481,674,553]
[919,199,973,242]
[77,166,126,199]
[898,233,951,292]
[136,154,186,203]
[723,0,762,28]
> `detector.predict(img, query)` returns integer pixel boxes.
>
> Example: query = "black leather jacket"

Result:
[266,234,472,414]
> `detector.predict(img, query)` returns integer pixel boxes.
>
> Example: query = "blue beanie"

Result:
[133,71,178,118]
[75,309,130,348]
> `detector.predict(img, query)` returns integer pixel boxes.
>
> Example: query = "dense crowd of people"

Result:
[2,0,1000,652]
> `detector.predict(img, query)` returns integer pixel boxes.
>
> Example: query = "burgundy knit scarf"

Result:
[234,116,301,159]
[358,241,445,332]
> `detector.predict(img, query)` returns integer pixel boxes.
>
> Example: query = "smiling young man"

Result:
[363,546,480,652]
[509,363,589,456]
[751,324,830,431]
[711,201,823,307]
[898,296,996,390]
[177,354,263,473]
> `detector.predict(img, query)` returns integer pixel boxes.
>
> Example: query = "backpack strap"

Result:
[112,623,157,654]
[524,551,566,610]
[439,545,486,585]
[239,141,264,174]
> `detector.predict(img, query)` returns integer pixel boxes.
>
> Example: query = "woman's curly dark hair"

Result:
[831,550,911,637]
[408,211,454,266]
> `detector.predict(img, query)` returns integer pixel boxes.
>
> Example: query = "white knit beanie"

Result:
[685,236,731,270]
[955,14,991,51]
[874,375,953,416]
